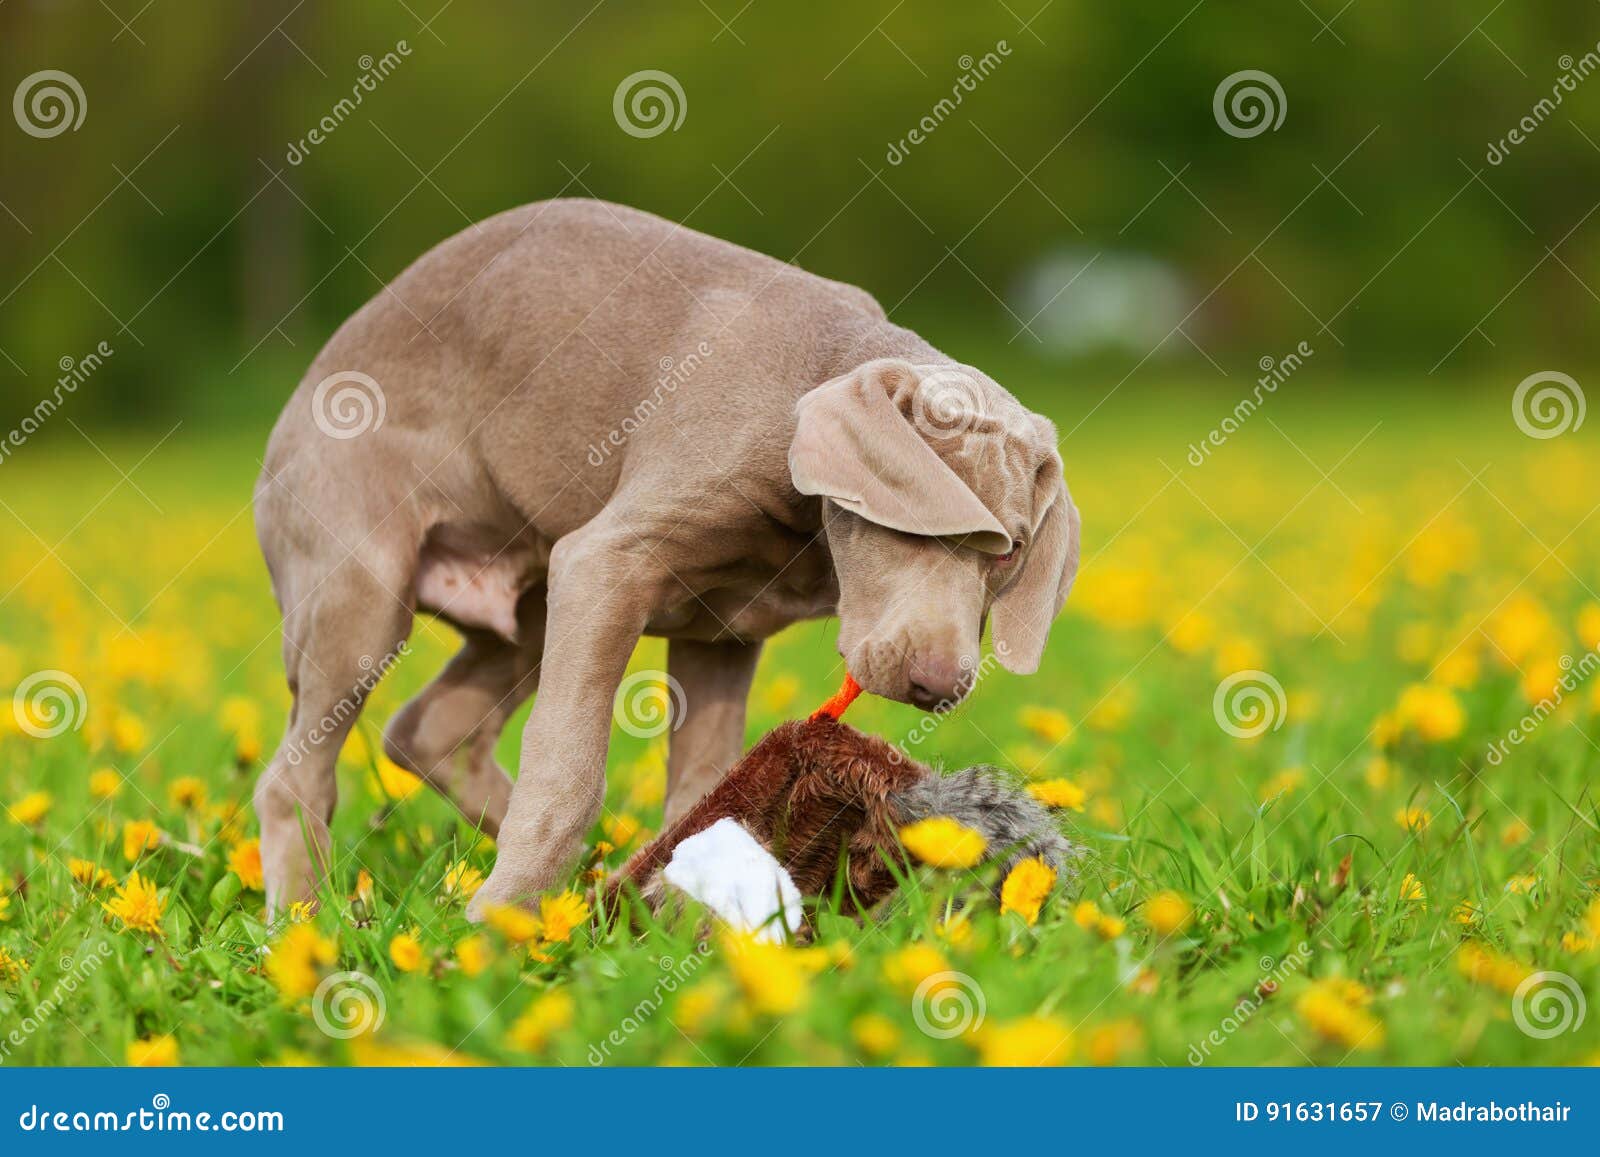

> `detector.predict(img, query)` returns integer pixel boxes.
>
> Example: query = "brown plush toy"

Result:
[614,676,1072,938]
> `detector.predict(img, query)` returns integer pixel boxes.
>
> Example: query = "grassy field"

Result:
[1,373,1597,1067]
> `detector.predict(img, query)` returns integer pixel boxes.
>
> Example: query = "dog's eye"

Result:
[994,539,1022,566]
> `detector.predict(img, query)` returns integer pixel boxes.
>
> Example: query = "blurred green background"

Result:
[1,0,1596,430]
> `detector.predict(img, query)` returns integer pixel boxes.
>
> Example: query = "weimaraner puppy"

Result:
[253,198,1080,919]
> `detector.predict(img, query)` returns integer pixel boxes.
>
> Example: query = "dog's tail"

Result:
[891,766,1077,877]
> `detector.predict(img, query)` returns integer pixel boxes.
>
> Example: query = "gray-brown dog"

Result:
[253,198,1080,919]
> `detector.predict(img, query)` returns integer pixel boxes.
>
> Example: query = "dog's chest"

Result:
[646,547,837,643]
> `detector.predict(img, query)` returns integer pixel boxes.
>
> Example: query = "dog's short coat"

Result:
[253,199,1080,918]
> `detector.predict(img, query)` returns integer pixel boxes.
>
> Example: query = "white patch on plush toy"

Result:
[662,817,803,942]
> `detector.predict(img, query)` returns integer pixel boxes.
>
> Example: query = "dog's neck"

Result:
[821,315,953,382]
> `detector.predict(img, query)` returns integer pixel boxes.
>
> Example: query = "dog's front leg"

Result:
[467,519,662,919]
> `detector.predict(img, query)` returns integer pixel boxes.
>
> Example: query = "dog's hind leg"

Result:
[662,638,763,827]
[382,594,546,837]
[255,554,414,918]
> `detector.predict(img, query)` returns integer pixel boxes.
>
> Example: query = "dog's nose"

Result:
[908,654,971,710]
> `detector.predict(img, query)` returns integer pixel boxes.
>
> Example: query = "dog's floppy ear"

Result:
[992,448,1079,674]
[789,359,1009,549]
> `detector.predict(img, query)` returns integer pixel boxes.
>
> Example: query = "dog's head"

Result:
[790,357,1080,709]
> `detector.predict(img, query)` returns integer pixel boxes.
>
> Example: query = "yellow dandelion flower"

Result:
[1398,873,1426,903]
[1394,806,1432,833]
[1000,857,1056,925]
[370,755,424,802]
[936,912,973,947]
[1259,767,1306,802]
[1394,684,1464,743]
[538,891,590,943]
[8,790,54,827]
[103,871,166,935]
[126,1034,179,1067]
[265,923,337,999]
[389,931,425,973]
[455,934,491,977]
[1560,931,1594,954]
[441,860,484,901]
[672,981,725,1037]
[1144,890,1193,935]
[1073,899,1103,929]
[226,839,263,891]
[1500,819,1532,847]
[722,931,823,1016]
[1086,1018,1145,1065]
[1504,874,1538,896]
[761,674,800,713]
[111,711,148,753]
[1452,900,1480,925]
[68,858,115,889]
[850,1013,901,1057]
[88,768,123,800]
[899,816,987,869]
[0,945,26,984]
[1297,980,1384,1050]
[1095,912,1127,939]
[506,989,575,1051]
[882,943,951,993]
[122,819,162,862]
[1018,705,1073,744]
[973,1015,1074,1066]
[1456,944,1533,994]
[1026,778,1087,811]
[167,776,208,811]
[602,814,643,848]
[483,903,542,944]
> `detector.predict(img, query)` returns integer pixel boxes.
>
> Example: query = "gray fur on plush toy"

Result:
[893,766,1076,877]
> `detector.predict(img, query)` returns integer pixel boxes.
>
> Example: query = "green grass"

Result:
[1,374,1597,1066]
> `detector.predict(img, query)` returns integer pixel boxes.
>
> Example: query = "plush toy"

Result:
[614,676,1073,939]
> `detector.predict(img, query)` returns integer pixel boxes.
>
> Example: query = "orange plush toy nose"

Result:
[808,673,862,722]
